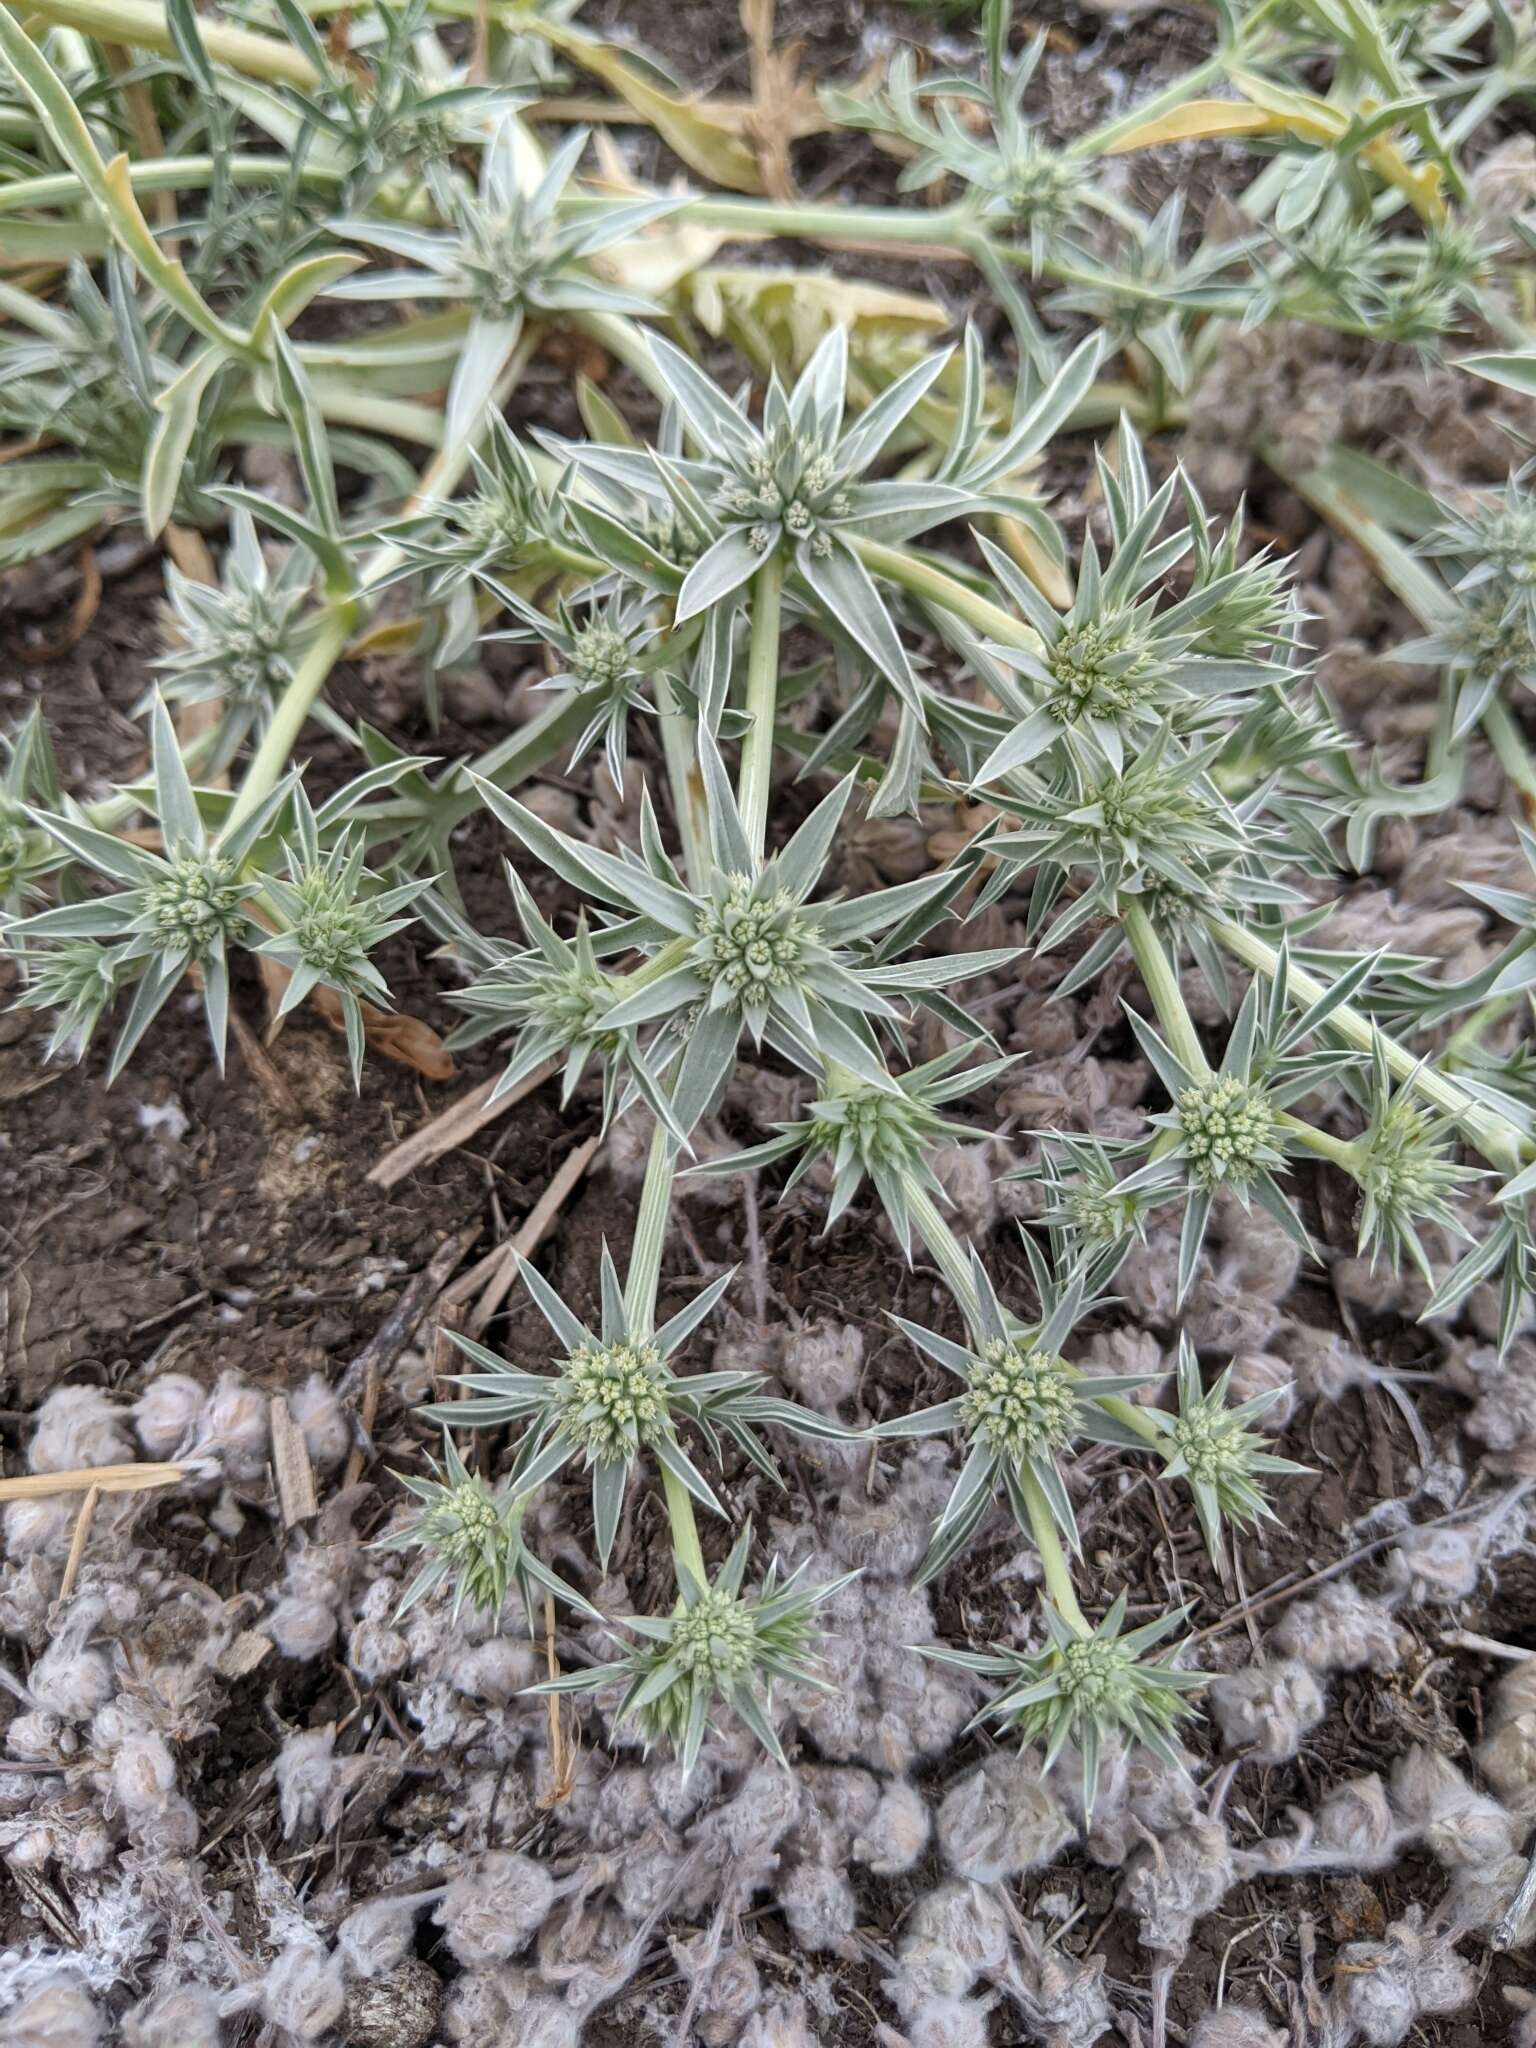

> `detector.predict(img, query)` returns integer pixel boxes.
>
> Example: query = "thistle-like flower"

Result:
[7,940,126,1064]
[420,1246,848,1568]
[923,1592,1204,1811]
[377,1433,594,1628]
[474,730,1019,1138]
[1114,960,1371,1300]
[1148,1338,1303,1563]
[533,1522,854,1773]
[327,121,675,438]
[687,1044,1016,1255]
[250,787,429,1089]
[561,320,1096,705]
[970,436,1297,783]
[153,507,315,774]
[879,1252,1158,1581]
[1351,1036,1481,1282]
[487,586,665,790]
[0,708,66,918]
[4,698,288,1078]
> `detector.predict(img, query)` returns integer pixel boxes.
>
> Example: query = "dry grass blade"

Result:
[367,1058,557,1188]
[448,1133,601,1337]
[0,1463,183,1499]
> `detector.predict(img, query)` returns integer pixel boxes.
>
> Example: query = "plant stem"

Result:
[660,1465,707,1587]
[624,1121,678,1339]
[18,0,317,82]
[0,153,341,215]
[903,1183,984,1313]
[1484,696,1536,816]
[740,555,786,856]
[1018,1468,1091,1635]
[1122,900,1211,1078]
[1210,914,1529,1176]
[853,536,1035,647]
[224,346,533,833]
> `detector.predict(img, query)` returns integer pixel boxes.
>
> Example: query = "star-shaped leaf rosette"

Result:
[876,1250,1160,1584]
[923,1592,1204,1812]
[468,730,1021,1141]
[532,1522,856,1776]
[420,1245,855,1570]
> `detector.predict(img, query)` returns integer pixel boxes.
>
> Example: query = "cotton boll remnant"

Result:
[267,1593,340,1663]
[195,1369,271,1481]
[110,1731,178,1820]
[277,1726,340,1838]
[4,1499,75,1563]
[1004,1922,1111,2048]
[1122,1823,1237,1955]
[339,1960,441,2048]
[1188,2007,1287,2048]
[130,1374,204,1460]
[1208,1658,1326,1763]
[1313,1773,1402,1869]
[437,1852,556,1965]
[779,1321,864,1413]
[1327,1910,1477,2045]
[891,1882,1011,2008]
[1493,1658,1536,1730]
[1478,1711,1536,1813]
[1389,1746,1518,1867]
[28,1388,133,1475]
[936,1752,1073,1883]
[853,1779,931,1874]
[1383,1523,1487,1605]
[254,1942,348,2041]
[289,1372,351,1473]
[121,1983,222,2048]
[900,1996,992,2048]
[774,1861,857,1955]
[27,1641,113,1723]
[1267,1579,1403,1674]
[338,1892,441,1980]
[0,1979,102,2048]
[1223,1353,1297,1430]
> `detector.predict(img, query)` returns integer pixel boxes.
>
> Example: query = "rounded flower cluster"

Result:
[556,1338,668,1461]
[1055,1630,1136,1712]
[529,962,616,1049]
[458,487,531,562]
[195,590,295,703]
[672,1588,757,1681]
[695,881,810,1009]
[462,211,559,319]
[644,506,708,568]
[998,143,1082,226]
[1449,587,1533,675]
[569,622,634,690]
[426,1476,504,1567]
[285,874,375,979]
[1176,1076,1275,1191]
[1466,498,1536,588]
[1358,1097,1460,1230]
[718,426,851,559]
[963,1342,1079,1463]
[1169,1401,1250,1490]
[149,854,245,955]
[1047,617,1159,722]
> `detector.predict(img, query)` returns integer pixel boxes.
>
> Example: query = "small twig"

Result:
[368,1061,556,1189]
[55,1484,100,1604]
[0,1463,182,1501]
[448,1135,602,1338]
[270,1396,319,1527]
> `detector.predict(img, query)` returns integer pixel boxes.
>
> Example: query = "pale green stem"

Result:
[224,343,534,833]
[740,555,786,856]
[1211,914,1530,1176]
[1484,697,1536,812]
[1096,1394,1163,1447]
[660,1466,707,1587]
[0,153,340,214]
[903,1182,984,1312]
[624,1120,678,1339]
[853,536,1035,648]
[1122,900,1211,1080]
[18,0,317,80]
[1018,1469,1092,1635]
[1276,1112,1363,1173]
[655,670,709,887]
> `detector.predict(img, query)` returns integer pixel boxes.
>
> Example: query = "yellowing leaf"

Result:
[540,23,765,194]
[1102,100,1278,153]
